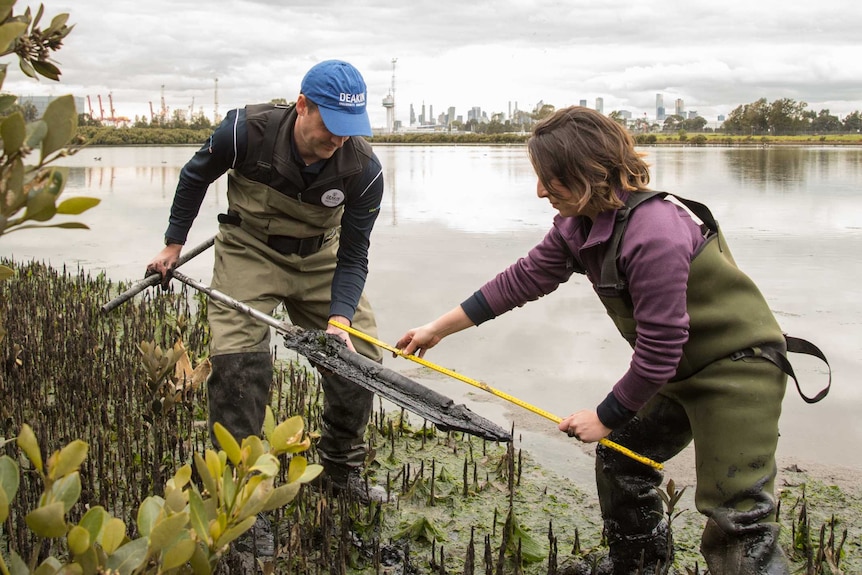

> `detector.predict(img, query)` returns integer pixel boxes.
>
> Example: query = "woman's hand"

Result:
[395,306,476,358]
[558,409,611,443]
[395,324,443,358]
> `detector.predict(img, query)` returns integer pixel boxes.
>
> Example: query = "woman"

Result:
[396,107,791,574]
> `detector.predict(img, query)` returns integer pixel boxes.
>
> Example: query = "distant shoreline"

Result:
[75,125,862,147]
[368,132,862,146]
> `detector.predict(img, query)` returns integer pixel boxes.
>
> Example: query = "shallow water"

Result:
[5,144,861,474]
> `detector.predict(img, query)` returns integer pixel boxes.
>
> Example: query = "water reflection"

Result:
[374,145,555,233]
[724,147,808,189]
[52,144,862,237]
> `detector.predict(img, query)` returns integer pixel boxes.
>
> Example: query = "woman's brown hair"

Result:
[527,106,651,213]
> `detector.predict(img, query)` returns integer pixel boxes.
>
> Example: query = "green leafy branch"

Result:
[0,1,99,343]
[0,408,322,575]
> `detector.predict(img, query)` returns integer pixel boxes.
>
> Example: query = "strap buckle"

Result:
[267,233,326,257]
[729,347,759,361]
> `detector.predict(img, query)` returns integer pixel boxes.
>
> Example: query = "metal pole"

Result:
[169,270,299,337]
[100,235,215,313]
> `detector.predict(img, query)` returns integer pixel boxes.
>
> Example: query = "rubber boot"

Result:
[316,371,374,467]
[218,513,275,573]
[559,462,672,574]
[207,351,273,449]
[317,461,390,505]
[312,371,391,503]
[593,443,673,574]
[701,514,791,574]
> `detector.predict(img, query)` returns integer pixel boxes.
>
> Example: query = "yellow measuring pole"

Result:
[329,319,662,470]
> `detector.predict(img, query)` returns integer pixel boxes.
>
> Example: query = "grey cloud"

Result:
[7,0,861,124]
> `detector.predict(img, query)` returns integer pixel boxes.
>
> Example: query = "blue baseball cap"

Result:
[301,60,372,137]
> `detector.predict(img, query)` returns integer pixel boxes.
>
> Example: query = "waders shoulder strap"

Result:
[598,191,718,290]
[730,336,831,403]
[255,104,293,185]
[598,191,666,290]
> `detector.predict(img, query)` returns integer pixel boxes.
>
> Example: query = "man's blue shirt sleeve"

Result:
[330,150,384,320]
[165,108,247,243]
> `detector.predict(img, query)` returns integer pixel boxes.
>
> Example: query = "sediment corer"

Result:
[283,328,513,442]
[102,266,512,443]
[329,319,665,470]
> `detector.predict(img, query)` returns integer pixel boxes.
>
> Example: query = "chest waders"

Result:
[580,192,830,575]
[205,104,384,483]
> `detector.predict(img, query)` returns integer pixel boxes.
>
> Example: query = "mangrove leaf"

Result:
[25,500,67,538]
[40,94,76,162]
[104,536,149,575]
[16,424,43,472]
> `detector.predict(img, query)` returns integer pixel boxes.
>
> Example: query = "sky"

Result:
[7,0,862,130]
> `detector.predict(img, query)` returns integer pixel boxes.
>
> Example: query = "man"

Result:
[146,59,386,556]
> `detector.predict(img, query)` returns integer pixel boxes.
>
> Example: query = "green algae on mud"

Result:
[335,408,862,574]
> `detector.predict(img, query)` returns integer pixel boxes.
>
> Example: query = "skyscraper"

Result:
[595,97,604,114]
[656,94,666,121]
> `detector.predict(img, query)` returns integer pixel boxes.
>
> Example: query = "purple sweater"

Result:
[461,192,707,425]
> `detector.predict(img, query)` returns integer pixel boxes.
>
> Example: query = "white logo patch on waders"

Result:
[321,188,345,207]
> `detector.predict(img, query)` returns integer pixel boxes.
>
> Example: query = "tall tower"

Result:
[160,85,168,122]
[382,58,397,133]
[656,93,665,121]
[214,78,219,124]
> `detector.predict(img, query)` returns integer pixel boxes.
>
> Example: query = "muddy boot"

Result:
[592,442,673,575]
[315,369,379,489]
[207,352,273,446]
[701,515,791,575]
[312,462,390,505]
[316,371,374,460]
[215,548,257,575]
[557,522,669,575]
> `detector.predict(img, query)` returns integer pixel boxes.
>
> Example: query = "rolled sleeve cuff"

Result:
[164,225,189,245]
[329,301,356,323]
[461,290,496,326]
[596,391,637,429]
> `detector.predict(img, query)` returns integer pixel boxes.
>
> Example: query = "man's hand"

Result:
[326,315,356,352]
[145,244,182,289]
[558,409,611,443]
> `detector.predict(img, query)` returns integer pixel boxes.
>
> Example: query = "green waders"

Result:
[590,193,792,574]
[595,356,789,574]
[206,214,382,471]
